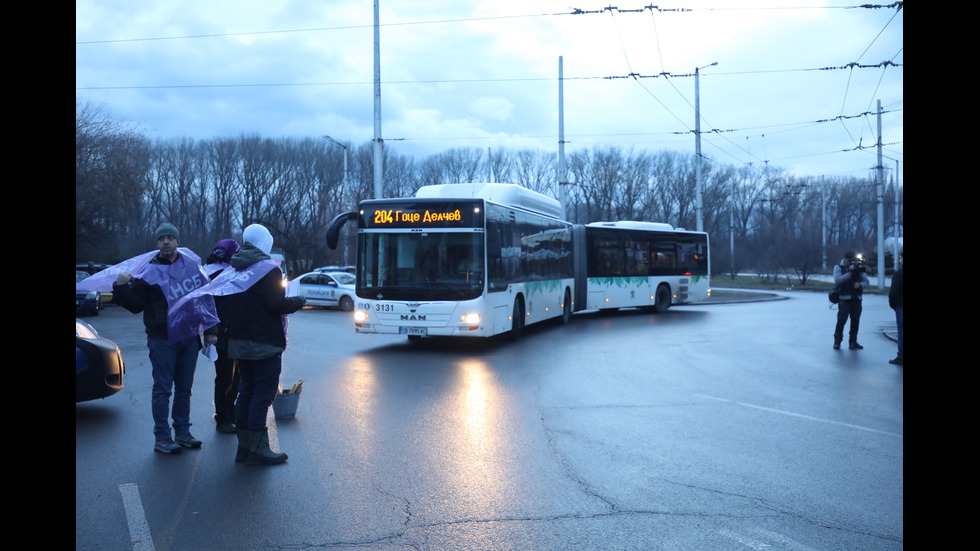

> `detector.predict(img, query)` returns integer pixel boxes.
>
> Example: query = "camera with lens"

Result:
[849,254,867,273]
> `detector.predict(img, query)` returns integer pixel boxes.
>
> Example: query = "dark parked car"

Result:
[76,264,113,303]
[76,271,102,316]
[76,319,125,402]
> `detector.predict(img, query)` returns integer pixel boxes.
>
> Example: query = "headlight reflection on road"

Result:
[436,359,519,527]
[462,360,491,459]
[343,358,379,460]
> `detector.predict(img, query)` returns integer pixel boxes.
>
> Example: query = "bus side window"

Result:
[487,227,500,276]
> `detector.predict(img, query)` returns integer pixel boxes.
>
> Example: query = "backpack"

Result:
[828,287,840,304]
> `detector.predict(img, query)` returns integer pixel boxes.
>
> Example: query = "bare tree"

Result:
[147,137,212,254]
[237,134,287,232]
[509,149,555,196]
[485,147,514,184]
[202,137,240,246]
[76,100,151,262]
[381,148,418,201]
[571,147,622,222]
[612,148,651,222]
[436,147,485,183]
[76,106,895,281]
[647,150,695,228]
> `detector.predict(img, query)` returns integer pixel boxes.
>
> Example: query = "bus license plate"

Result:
[399,327,427,336]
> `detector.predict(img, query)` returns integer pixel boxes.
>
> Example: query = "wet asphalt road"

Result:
[76,290,902,550]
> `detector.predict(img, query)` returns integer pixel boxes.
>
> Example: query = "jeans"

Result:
[834,298,863,344]
[147,336,199,440]
[234,354,282,430]
[894,306,903,358]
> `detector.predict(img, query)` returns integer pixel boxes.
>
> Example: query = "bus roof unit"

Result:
[416,183,562,219]
[588,221,677,232]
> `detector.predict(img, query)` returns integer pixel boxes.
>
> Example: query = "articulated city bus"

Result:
[574,221,711,313]
[326,184,710,339]
[327,183,574,339]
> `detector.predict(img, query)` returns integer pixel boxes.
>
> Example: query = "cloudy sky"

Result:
[76,0,903,182]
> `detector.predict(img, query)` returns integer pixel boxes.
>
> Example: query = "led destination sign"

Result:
[374,208,460,225]
[360,201,483,229]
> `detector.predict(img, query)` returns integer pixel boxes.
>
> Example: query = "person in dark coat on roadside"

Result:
[223,224,305,465]
[832,251,871,350]
[888,250,903,365]
[203,238,242,433]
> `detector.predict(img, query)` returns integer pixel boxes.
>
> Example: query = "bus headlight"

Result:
[354,310,369,322]
[460,313,481,324]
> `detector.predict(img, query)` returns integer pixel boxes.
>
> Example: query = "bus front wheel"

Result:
[653,284,671,313]
[509,297,525,341]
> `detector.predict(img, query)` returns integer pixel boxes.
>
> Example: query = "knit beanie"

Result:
[211,238,241,261]
[155,223,180,243]
[242,224,274,255]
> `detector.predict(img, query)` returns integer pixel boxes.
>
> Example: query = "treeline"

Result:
[76,101,903,281]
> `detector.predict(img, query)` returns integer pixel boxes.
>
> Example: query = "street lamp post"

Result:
[324,135,352,264]
[695,62,717,233]
[323,135,350,187]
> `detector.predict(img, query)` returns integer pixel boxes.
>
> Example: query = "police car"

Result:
[290,271,356,311]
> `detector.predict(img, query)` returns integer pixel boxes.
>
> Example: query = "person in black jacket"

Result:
[888,250,903,365]
[223,224,305,465]
[204,239,241,433]
[113,223,210,454]
[832,251,871,350]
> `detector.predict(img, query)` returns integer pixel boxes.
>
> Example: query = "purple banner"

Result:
[203,262,231,278]
[168,259,282,342]
[182,259,278,299]
[76,248,219,344]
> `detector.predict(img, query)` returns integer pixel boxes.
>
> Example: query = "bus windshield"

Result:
[357,231,485,301]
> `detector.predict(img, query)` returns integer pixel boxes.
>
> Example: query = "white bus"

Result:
[327,183,575,339]
[574,221,710,313]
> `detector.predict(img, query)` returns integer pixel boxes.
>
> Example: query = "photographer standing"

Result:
[888,250,903,365]
[833,251,871,350]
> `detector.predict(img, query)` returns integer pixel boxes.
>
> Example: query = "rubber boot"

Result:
[235,428,252,463]
[246,428,288,466]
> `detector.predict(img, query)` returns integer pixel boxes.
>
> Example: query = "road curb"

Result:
[705,288,788,304]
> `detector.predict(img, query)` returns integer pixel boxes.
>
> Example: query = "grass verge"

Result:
[710,274,886,295]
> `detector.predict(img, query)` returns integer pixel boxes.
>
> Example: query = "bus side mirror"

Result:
[326,211,357,250]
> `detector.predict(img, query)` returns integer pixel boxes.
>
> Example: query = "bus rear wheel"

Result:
[561,288,572,325]
[653,284,671,313]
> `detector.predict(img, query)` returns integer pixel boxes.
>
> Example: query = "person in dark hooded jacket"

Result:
[223,224,305,465]
[204,238,241,433]
[888,250,903,365]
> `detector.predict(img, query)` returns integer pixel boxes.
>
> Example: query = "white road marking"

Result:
[115,411,281,551]
[697,394,903,438]
[119,483,155,551]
